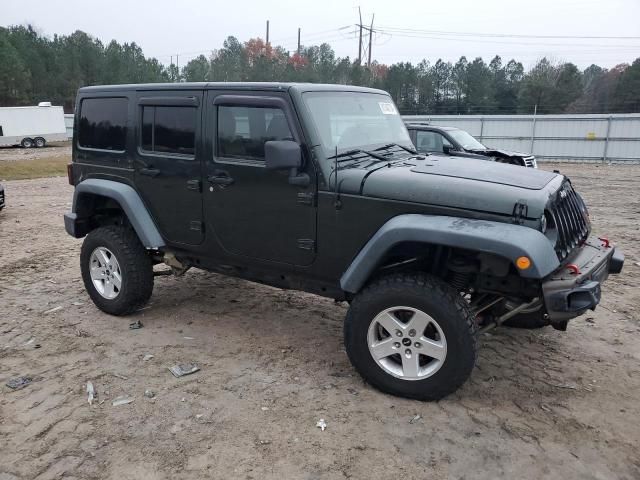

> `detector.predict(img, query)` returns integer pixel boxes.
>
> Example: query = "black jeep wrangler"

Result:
[64,83,624,401]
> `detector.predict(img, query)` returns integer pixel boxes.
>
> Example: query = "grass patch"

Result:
[0,157,68,180]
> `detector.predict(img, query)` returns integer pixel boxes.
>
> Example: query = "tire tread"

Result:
[345,273,478,400]
[80,225,153,316]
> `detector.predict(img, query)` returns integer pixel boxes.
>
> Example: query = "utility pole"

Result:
[266,20,270,45]
[357,7,363,65]
[367,14,374,68]
[176,54,179,81]
[297,27,301,55]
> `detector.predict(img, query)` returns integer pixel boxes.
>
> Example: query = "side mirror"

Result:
[264,140,309,186]
[443,144,454,155]
[265,140,301,170]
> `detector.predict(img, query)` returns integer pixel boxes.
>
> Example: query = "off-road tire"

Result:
[80,225,153,315]
[344,273,477,401]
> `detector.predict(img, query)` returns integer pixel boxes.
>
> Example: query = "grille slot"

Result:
[548,182,590,260]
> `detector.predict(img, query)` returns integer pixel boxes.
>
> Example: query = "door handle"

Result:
[208,171,234,185]
[140,168,161,177]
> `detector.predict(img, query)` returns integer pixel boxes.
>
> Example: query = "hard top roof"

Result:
[78,82,388,95]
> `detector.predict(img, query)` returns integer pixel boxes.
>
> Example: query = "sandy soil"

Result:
[1,164,639,480]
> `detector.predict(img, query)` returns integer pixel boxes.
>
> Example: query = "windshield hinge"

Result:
[512,200,528,225]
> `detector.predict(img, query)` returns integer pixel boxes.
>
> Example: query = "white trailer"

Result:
[0,103,67,148]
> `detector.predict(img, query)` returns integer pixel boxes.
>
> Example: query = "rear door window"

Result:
[140,106,196,156]
[78,97,128,151]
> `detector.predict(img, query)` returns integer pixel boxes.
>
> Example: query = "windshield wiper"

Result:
[329,148,390,163]
[374,143,418,155]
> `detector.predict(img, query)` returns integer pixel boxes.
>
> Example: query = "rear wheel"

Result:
[34,137,46,148]
[344,273,477,401]
[80,225,153,315]
[21,137,34,148]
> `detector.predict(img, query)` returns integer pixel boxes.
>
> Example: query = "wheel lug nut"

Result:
[393,342,401,349]
[405,349,412,356]
[408,329,416,337]
[414,342,421,348]
[395,330,402,337]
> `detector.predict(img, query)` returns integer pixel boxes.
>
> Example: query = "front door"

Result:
[203,92,316,266]
[134,91,204,245]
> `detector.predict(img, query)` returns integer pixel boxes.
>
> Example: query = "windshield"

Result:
[447,129,486,150]
[302,92,413,155]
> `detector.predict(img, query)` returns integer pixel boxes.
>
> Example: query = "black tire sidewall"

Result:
[80,226,153,315]
[21,138,33,148]
[345,275,477,400]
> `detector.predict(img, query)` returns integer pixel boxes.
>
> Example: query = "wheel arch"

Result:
[67,179,165,248]
[340,214,559,294]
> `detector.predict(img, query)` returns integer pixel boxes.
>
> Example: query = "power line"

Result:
[376,26,640,41]
[373,30,640,49]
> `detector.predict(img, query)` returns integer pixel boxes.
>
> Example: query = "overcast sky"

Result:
[3,0,639,69]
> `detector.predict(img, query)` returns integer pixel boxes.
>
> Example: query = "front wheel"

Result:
[344,273,477,401]
[80,225,154,315]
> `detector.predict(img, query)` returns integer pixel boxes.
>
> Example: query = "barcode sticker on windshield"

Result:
[379,102,397,115]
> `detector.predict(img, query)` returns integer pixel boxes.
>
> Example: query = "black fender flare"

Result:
[67,179,165,248]
[340,214,559,293]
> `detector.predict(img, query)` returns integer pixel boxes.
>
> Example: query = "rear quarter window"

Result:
[78,97,128,151]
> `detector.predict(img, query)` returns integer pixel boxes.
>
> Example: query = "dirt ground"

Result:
[0,143,71,163]
[1,163,639,480]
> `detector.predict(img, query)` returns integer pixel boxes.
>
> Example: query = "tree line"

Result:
[1,25,639,114]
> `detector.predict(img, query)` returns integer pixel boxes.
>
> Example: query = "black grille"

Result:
[548,181,590,260]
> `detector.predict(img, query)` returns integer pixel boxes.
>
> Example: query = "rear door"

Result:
[134,91,204,245]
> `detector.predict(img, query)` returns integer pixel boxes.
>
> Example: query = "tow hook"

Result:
[599,237,611,248]
[566,263,581,275]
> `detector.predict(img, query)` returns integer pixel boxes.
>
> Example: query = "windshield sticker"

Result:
[379,102,397,115]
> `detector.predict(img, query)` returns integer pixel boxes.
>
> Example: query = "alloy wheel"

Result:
[89,246,122,299]
[367,306,447,380]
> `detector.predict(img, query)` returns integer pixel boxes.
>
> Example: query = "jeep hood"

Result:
[335,155,562,219]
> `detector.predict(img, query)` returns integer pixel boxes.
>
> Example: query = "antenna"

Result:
[333,144,342,209]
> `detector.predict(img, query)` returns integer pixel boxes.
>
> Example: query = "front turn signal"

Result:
[516,256,531,270]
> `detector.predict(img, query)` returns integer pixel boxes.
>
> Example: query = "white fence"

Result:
[403,113,640,163]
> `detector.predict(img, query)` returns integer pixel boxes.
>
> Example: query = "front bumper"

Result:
[542,237,624,322]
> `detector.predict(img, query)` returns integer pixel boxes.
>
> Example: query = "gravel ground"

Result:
[0,163,639,480]
[0,143,71,163]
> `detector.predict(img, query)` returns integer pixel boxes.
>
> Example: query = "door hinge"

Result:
[297,192,315,206]
[297,238,315,251]
[190,221,203,232]
[187,179,201,191]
